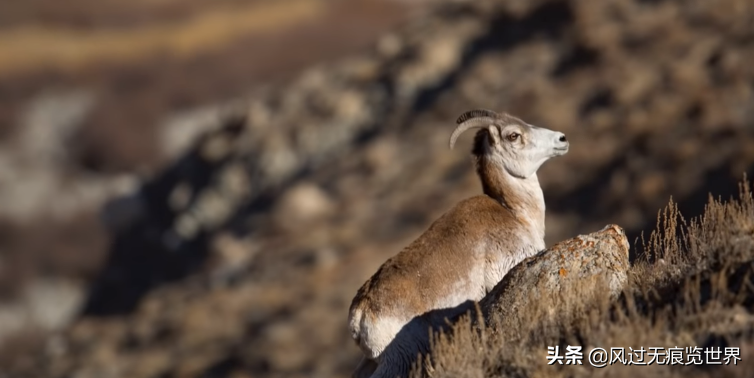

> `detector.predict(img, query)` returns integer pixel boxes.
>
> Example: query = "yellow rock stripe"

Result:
[0,0,325,75]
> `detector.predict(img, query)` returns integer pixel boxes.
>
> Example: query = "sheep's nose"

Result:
[557,133,567,143]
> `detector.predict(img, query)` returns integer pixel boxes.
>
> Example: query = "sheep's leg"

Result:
[353,356,378,378]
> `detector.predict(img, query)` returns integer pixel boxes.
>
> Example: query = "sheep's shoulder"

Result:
[352,195,514,317]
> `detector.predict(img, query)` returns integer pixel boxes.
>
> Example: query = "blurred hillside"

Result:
[0,0,753,377]
[0,0,415,361]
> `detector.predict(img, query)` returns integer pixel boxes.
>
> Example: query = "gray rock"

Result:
[481,224,631,333]
[0,278,84,345]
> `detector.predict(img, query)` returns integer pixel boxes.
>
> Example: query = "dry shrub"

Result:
[414,177,754,378]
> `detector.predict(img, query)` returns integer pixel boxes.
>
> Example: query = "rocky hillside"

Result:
[1,0,754,377]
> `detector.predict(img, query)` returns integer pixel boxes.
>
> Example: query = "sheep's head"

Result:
[450,109,569,178]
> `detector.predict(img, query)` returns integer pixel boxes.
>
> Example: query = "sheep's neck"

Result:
[476,156,546,239]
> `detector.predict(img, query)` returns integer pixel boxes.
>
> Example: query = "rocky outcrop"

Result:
[481,224,630,333]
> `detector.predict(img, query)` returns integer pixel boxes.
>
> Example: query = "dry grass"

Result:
[413,177,754,378]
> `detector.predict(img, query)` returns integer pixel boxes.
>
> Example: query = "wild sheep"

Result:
[348,109,569,378]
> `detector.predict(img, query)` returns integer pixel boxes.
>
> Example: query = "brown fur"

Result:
[350,194,525,319]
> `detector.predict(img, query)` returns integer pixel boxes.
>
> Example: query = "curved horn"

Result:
[449,109,498,149]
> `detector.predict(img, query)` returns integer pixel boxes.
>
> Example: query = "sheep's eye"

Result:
[507,133,520,142]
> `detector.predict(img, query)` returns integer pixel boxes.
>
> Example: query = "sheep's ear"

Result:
[486,125,500,146]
